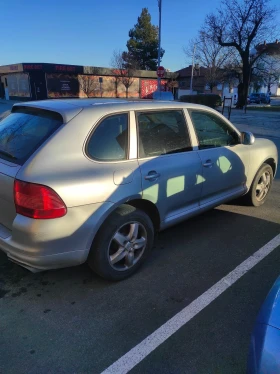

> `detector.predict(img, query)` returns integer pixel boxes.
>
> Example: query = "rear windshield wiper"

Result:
[0,149,17,160]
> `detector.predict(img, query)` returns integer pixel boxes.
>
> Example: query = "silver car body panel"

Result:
[0,161,21,230]
[0,202,114,271]
[0,99,277,271]
[13,100,83,123]
[139,152,203,223]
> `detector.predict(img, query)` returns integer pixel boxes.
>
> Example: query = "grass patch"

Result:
[247,106,280,111]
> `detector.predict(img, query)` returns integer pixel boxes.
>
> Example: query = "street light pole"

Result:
[190,43,196,94]
[157,0,162,92]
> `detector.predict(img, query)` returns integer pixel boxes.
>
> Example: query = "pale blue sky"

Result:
[1,0,279,71]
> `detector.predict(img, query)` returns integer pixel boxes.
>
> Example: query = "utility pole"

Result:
[157,0,162,92]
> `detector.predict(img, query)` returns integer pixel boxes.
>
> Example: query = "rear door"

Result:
[0,107,63,230]
[85,112,142,204]
[136,109,203,223]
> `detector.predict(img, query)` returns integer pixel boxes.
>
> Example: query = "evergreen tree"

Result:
[123,8,164,71]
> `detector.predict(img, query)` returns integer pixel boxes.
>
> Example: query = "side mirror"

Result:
[241,131,255,145]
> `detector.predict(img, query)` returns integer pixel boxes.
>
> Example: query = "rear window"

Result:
[0,106,63,165]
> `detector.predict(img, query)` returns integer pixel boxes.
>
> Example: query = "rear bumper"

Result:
[0,202,114,272]
[2,245,87,272]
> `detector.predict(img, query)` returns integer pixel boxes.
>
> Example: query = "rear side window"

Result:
[87,113,128,161]
[0,106,63,165]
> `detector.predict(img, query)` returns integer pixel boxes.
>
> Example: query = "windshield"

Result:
[0,106,63,165]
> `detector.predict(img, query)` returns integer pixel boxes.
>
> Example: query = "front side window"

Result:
[87,113,128,161]
[189,110,240,149]
[137,110,192,158]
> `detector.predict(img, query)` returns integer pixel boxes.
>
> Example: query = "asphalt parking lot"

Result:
[0,103,280,374]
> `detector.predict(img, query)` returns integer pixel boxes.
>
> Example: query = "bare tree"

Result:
[111,50,138,98]
[79,75,99,97]
[204,0,277,107]
[222,61,243,94]
[110,70,122,98]
[184,30,234,92]
[167,72,179,96]
[252,54,280,93]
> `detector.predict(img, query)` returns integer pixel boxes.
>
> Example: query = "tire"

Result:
[88,205,154,281]
[245,164,273,207]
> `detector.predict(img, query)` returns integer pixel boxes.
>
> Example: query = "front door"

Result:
[136,109,203,224]
[188,109,248,206]
[29,71,47,101]
[34,81,45,100]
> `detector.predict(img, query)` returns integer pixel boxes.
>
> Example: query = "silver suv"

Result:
[0,99,277,280]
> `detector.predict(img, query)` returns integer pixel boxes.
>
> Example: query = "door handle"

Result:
[203,160,213,168]
[145,171,161,181]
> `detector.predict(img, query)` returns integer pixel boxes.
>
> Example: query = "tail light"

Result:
[14,180,67,219]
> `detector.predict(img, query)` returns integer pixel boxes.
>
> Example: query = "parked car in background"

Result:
[248,277,280,373]
[249,93,271,104]
[249,93,261,104]
[0,99,278,280]
[260,93,271,104]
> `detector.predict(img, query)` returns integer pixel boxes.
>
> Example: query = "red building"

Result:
[0,63,173,101]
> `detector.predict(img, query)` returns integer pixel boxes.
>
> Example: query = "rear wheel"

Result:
[246,164,273,207]
[88,205,154,281]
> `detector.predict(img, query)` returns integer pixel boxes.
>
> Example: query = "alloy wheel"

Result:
[108,222,147,271]
[256,171,271,202]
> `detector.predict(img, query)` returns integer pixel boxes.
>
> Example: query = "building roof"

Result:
[176,65,209,77]
[256,41,280,56]
[0,62,175,79]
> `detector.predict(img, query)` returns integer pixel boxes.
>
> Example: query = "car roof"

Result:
[13,98,214,123]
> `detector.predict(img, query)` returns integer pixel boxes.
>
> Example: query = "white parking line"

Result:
[101,234,280,374]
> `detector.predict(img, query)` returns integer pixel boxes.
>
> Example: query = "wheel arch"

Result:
[263,158,277,177]
[247,157,277,191]
[87,199,160,257]
[125,199,161,232]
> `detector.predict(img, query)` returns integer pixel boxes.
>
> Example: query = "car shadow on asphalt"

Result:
[1,207,279,305]
[1,206,279,374]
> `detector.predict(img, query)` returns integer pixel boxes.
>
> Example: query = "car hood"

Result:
[256,276,280,329]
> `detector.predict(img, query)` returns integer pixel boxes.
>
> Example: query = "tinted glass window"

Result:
[87,113,128,161]
[137,110,191,158]
[0,107,62,164]
[189,110,240,148]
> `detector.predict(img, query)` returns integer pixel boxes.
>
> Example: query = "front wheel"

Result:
[88,205,154,281]
[246,164,273,207]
